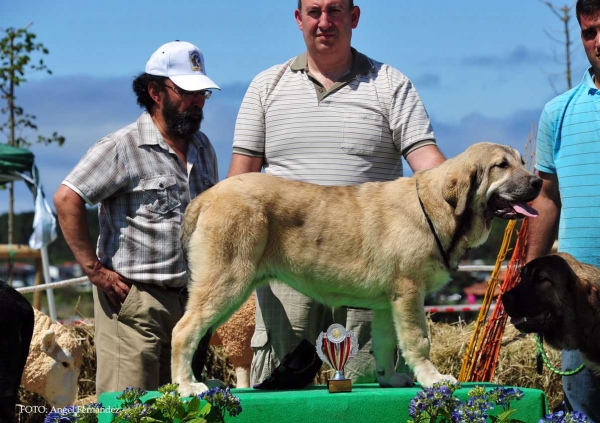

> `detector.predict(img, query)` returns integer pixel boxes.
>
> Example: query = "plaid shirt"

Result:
[63,112,218,287]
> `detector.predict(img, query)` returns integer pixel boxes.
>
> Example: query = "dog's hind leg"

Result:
[390,287,456,387]
[371,308,414,387]
[172,272,256,396]
[191,330,213,383]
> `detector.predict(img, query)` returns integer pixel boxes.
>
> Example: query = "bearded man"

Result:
[54,41,220,395]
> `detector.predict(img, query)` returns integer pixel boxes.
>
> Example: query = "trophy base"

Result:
[327,378,352,393]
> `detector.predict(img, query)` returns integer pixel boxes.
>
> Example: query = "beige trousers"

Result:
[93,283,186,395]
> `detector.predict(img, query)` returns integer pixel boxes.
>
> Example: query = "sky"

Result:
[2,0,588,213]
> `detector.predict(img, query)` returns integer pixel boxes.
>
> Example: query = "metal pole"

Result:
[40,246,57,321]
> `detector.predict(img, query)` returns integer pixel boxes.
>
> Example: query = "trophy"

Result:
[316,323,359,393]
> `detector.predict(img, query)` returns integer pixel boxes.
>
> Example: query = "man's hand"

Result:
[88,261,131,307]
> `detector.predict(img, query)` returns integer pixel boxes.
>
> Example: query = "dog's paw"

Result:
[417,370,457,388]
[177,378,226,397]
[378,372,415,388]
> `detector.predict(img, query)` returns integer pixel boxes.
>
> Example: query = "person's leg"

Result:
[562,350,600,423]
[250,282,328,386]
[332,307,376,383]
[94,284,175,394]
[142,286,187,388]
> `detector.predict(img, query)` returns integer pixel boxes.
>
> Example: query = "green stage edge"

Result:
[97,382,548,423]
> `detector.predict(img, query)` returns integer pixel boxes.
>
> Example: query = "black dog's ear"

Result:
[525,254,572,284]
[442,164,477,216]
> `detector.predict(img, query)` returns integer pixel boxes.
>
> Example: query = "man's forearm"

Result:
[405,144,446,172]
[53,185,99,275]
[525,190,560,262]
[227,153,264,177]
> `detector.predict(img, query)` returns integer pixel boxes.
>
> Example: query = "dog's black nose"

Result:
[530,176,543,190]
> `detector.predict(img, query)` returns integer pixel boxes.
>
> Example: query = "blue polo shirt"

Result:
[536,68,600,266]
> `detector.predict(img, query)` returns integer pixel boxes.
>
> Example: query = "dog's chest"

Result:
[427,268,452,293]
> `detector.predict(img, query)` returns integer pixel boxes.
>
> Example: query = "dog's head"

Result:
[442,142,542,219]
[502,254,578,350]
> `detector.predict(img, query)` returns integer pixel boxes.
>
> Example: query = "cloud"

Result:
[412,73,441,89]
[432,108,542,159]
[461,45,553,68]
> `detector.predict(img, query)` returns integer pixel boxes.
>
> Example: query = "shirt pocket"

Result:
[341,111,384,156]
[140,175,181,215]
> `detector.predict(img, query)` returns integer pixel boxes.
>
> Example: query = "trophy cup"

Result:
[316,323,359,393]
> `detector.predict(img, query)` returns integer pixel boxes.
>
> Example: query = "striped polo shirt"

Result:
[232,49,436,185]
[63,112,219,287]
[536,68,600,266]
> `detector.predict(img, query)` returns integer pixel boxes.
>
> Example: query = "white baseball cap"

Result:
[145,41,220,91]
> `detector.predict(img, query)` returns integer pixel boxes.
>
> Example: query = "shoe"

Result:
[253,339,323,390]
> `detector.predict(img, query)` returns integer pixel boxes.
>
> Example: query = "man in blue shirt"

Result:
[527,0,600,420]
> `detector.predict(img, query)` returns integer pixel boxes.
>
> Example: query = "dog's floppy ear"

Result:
[443,164,477,216]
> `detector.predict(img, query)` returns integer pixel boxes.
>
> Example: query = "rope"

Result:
[534,334,585,376]
[15,276,89,294]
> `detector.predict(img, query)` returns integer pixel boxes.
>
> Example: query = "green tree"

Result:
[0,24,65,282]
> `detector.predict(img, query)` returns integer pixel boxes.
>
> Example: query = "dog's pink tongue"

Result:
[512,202,538,218]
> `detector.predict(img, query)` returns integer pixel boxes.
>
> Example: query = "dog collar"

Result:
[416,181,451,271]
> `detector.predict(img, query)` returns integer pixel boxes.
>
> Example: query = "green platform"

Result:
[98,383,548,423]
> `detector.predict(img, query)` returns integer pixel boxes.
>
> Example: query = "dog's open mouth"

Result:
[489,196,539,220]
[510,312,552,333]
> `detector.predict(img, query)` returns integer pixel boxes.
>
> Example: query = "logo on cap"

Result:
[189,50,203,72]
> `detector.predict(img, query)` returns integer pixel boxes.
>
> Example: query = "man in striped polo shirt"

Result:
[228,0,445,387]
[526,0,600,420]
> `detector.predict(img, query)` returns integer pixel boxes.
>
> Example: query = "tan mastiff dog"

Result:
[172,142,542,395]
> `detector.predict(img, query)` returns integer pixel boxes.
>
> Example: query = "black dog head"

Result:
[502,254,578,350]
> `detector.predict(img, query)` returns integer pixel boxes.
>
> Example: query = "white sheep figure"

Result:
[21,308,83,408]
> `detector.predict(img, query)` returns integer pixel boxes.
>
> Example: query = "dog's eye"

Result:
[496,160,509,169]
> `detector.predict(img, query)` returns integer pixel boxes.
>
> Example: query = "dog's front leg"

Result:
[372,308,414,387]
[390,286,457,387]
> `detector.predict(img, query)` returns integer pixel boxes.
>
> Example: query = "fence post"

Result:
[33,256,43,310]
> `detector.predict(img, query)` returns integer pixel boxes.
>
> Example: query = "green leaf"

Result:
[188,396,201,412]
[202,406,223,422]
[199,403,212,416]
[495,409,517,423]
[175,404,187,419]
[439,409,452,421]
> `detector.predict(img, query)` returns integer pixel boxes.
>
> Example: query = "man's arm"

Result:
[53,184,130,306]
[227,153,264,177]
[405,144,446,172]
[525,171,561,262]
